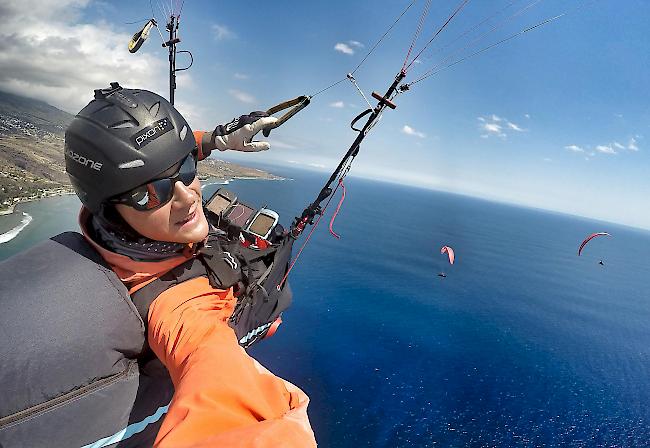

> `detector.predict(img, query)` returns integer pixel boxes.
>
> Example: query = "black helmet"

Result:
[65,82,195,213]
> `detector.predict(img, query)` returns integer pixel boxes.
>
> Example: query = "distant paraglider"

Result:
[438,245,455,278]
[578,232,611,256]
[441,246,455,265]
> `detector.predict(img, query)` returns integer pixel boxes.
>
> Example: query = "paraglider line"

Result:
[406,11,563,87]
[405,0,471,72]
[402,0,433,72]
[279,163,352,289]
[328,178,346,239]
[409,0,521,71]
[125,18,152,25]
[311,78,347,98]
[410,0,545,81]
[347,73,373,108]
[351,0,419,76]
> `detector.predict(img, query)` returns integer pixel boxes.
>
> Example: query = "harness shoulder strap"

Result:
[130,257,207,325]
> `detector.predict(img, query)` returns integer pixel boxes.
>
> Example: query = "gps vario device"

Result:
[204,188,237,216]
[204,188,281,243]
[244,208,280,240]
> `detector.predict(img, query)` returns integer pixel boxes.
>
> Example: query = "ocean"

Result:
[1,165,649,447]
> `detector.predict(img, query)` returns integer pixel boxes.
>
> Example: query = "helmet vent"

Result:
[149,101,161,117]
[110,120,136,129]
[94,103,114,115]
[118,159,145,169]
[179,125,188,140]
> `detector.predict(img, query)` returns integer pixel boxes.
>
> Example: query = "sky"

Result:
[0,0,648,229]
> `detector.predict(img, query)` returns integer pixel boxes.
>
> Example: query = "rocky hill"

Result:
[0,91,279,212]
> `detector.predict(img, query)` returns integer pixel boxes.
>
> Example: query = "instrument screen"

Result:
[206,194,232,215]
[249,213,276,237]
[226,203,255,227]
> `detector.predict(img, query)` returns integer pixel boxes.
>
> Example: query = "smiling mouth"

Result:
[177,205,197,225]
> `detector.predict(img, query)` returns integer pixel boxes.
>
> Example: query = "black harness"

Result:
[131,226,294,348]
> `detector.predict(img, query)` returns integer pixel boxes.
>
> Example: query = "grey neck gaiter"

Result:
[91,206,188,262]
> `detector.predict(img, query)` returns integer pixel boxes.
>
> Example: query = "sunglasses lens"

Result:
[127,180,173,211]
[116,151,198,211]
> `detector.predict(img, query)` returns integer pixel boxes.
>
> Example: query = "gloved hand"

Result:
[204,111,277,153]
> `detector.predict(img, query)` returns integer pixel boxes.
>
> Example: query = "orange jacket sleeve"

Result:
[147,276,316,447]
[194,130,208,160]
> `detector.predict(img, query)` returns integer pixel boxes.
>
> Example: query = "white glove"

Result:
[210,111,277,152]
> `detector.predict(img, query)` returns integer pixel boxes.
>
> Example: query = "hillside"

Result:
[0,91,280,212]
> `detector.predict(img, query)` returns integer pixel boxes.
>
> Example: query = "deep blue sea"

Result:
[1,165,649,447]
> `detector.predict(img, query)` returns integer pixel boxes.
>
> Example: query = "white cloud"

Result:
[234,73,249,80]
[565,145,584,153]
[402,125,426,139]
[174,100,212,130]
[286,160,327,169]
[525,114,531,119]
[268,139,297,150]
[477,114,524,139]
[348,40,364,48]
[329,101,345,108]
[506,121,525,132]
[334,43,354,55]
[596,145,616,154]
[0,0,170,112]
[228,89,256,104]
[543,158,552,162]
[480,122,505,139]
[212,24,236,41]
[568,137,640,159]
[484,123,502,133]
[628,137,639,151]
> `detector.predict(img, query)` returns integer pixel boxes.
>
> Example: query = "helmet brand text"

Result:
[67,149,103,171]
[132,118,174,149]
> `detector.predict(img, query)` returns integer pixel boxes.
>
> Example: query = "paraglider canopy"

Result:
[440,245,455,265]
[578,232,611,256]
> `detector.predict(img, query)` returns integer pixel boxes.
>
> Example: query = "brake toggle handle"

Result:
[262,95,311,137]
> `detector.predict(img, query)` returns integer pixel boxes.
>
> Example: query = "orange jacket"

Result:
[79,148,317,447]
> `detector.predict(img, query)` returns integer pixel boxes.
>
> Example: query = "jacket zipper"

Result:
[0,360,138,430]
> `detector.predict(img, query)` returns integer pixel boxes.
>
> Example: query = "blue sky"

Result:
[1,0,649,229]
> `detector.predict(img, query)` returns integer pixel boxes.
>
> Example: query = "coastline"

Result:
[0,173,285,217]
[0,188,75,215]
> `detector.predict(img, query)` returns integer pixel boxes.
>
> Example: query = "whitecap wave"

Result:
[201,180,230,190]
[0,212,33,244]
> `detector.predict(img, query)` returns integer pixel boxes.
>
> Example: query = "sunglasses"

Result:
[111,151,198,211]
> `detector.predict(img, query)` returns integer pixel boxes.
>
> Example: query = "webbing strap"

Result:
[130,258,207,326]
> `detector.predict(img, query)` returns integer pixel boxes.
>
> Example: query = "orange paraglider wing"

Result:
[578,232,610,256]
[440,245,455,265]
